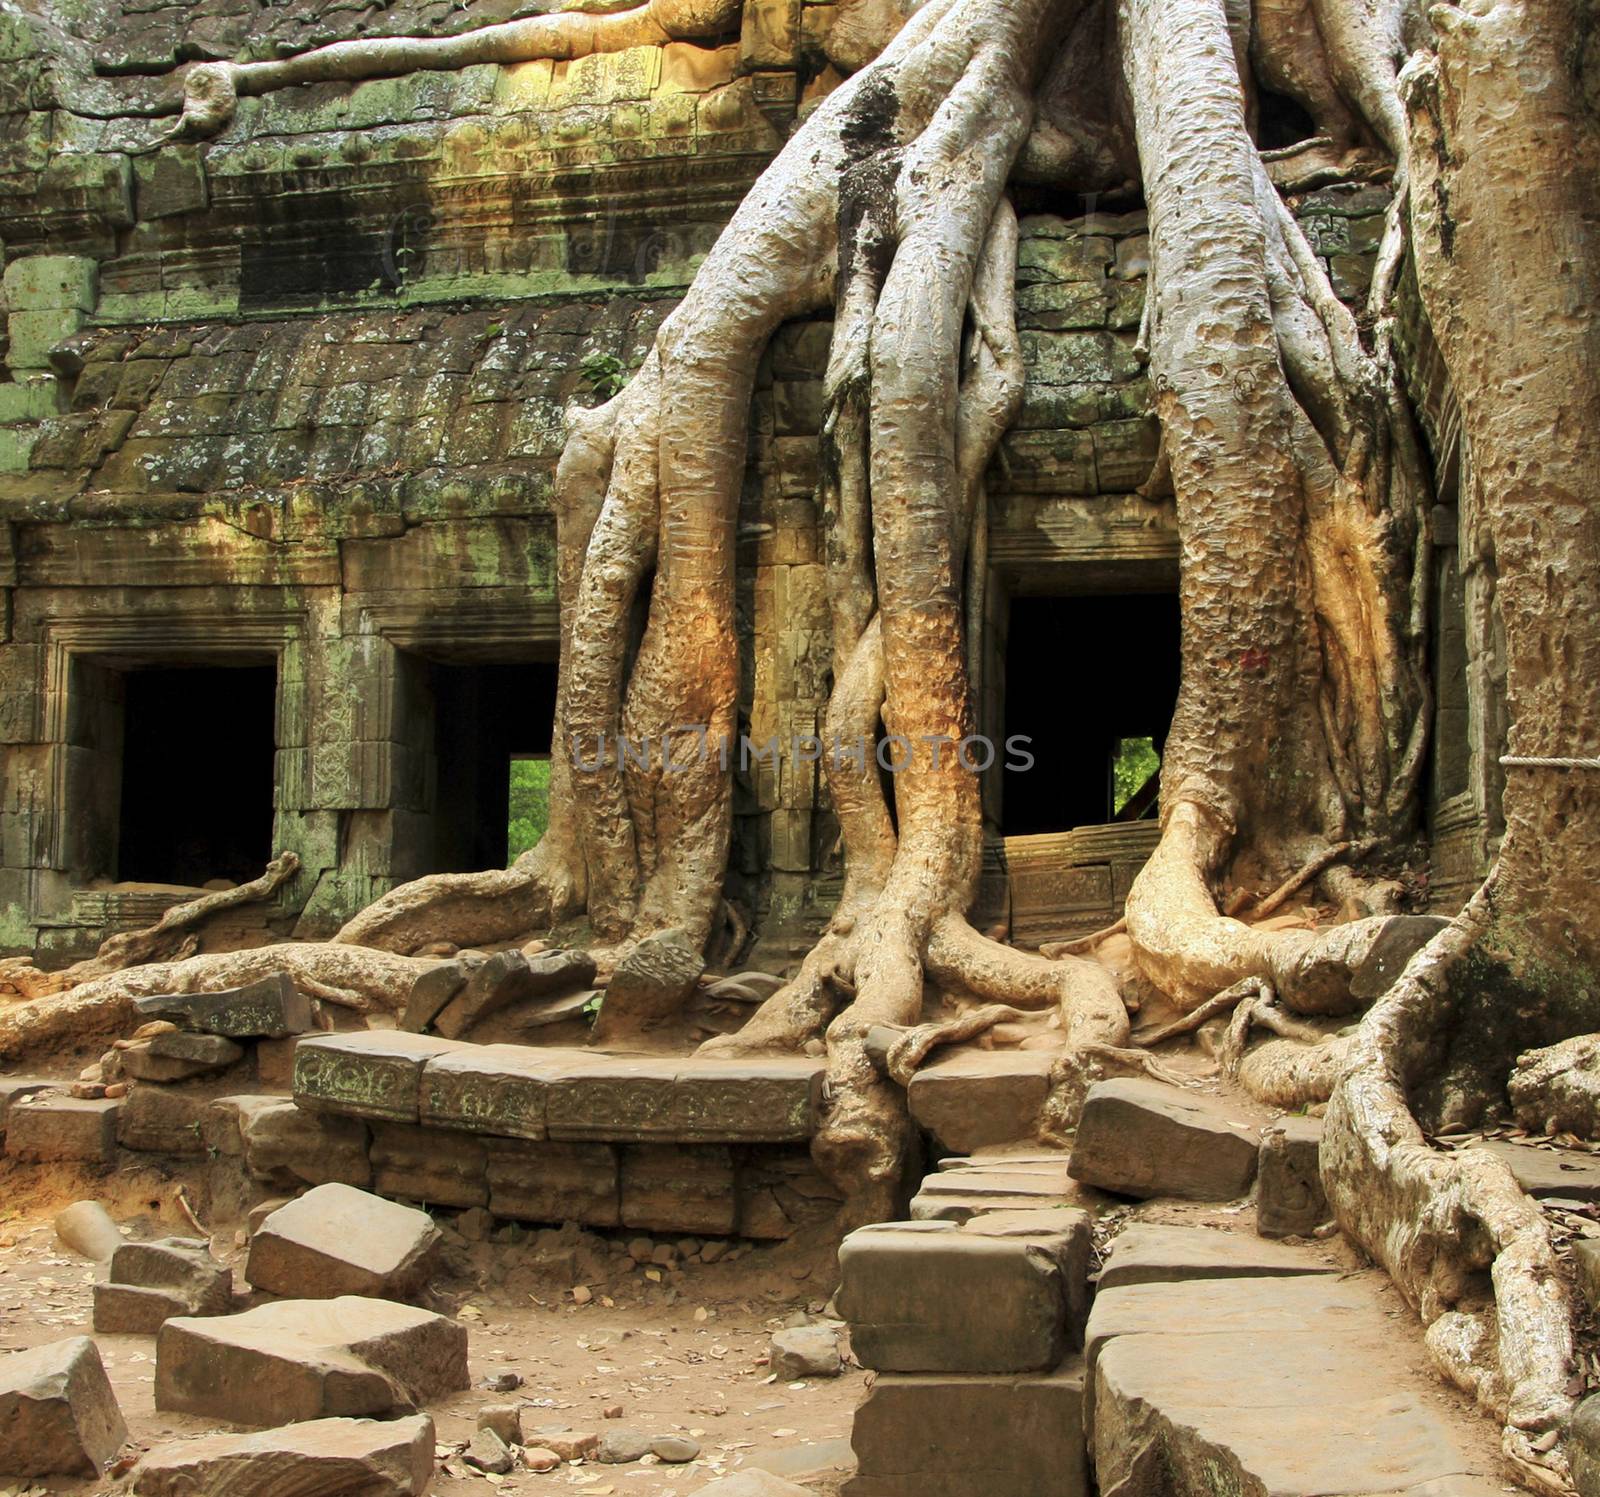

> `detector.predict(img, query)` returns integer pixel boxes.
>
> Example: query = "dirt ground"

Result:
[0,1161,863,1496]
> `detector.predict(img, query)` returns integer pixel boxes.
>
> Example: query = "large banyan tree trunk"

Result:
[1318,3,1600,1483]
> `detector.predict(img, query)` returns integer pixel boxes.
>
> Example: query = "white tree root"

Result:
[1324,876,1575,1489]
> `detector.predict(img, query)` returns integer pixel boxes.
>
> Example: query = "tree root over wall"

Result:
[6,0,1598,1476]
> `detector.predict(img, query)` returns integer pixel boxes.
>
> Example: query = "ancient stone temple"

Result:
[1,0,1597,1494]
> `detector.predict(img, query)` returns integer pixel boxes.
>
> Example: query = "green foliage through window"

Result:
[508,757,552,863]
[1113,736,1160,815]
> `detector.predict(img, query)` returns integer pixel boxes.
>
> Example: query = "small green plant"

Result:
[579,352,628,400]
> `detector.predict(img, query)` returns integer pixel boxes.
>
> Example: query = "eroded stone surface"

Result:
[133,974,313,1039]
[132,1413,435,1495]
[205,1095,373,1191]
[906,1050,1053,1154]
[6,1094,121,1164]
[433,949,597,1039]
[155,1296,469,1424]
[847,1361,1087,1497]
[95,1237,232,1333]
[0,1336,128,1477]
[117,1084,209,1154]
[1068,1078,1258,1200]
[1256,1117,1329,1237]
[591,928,704,1041]
[246,1184,442,1302]
[295,1032,466,1123]
[838,1213,1090,1372]
[121,1031,244,1083]
[1098,1223,1334,1291]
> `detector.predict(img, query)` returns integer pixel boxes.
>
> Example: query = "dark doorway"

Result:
[118,665,277,886]
[429,661,559,872]
[1001,592,1180,835]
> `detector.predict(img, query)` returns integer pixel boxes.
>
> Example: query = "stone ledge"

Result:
[295,1031,824,1143]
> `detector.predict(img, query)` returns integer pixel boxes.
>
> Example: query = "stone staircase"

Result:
[834,1097,1511,1497]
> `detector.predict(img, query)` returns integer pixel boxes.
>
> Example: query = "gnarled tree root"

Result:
[1323,879,1575,1489]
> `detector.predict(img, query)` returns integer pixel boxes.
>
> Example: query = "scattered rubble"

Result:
[95,1237,232,1334]
[769,1324,844,1379]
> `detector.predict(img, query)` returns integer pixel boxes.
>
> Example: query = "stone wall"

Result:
[0,0,1415,957]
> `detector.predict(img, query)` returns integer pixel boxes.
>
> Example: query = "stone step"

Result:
[909,1159,1075,1223]
[846,1360,1087,1497]
[1067,1077,1259,1201]
[294,1031,824,1144]
[1098,1223,1337,1291]
[837,1210,1091,1373]
[906,1051,1055,1153]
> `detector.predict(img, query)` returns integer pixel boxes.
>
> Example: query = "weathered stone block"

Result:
[1098,1223,1334,1291]
[156,1297,469,1425]
[839,1213,1090,1373]
[1256,1117,1329,1237]
[909,1160,1074,1223]
[246,1184,442,1302]
[544,1054,824,1143]
[122,1031,244,1083]
[116,1085,208,1155]
[7,308,85,369]
[132,1413,435,1496]
[420,1043,572,1139]
[846,1360,1086,1497]
[485,1137,620,1226]
[134,973,313,1039]
[2,254,98,311]
[0,376,60,424]
[0,1336,128,1477]
[6,1094,121,1164]
[102,1237,232,1331]
[0,1077,55,1136]
[205,1095,371,1190]
[620,1144,737,1235]
[400,956,479,1033]
[736,1149,843,1239]
[1572,1394,1600,1497]
[591,927,704,1041]
[295,1031,466,1123]
[1068,1079,1258,1200]
[1478,1138,1600,1201]
[1094,1328,1496,1497]
[906,1050,1052,1154]
[433,948,597,1039]
[370,1121,488,1209]
[94,1284,204,1336]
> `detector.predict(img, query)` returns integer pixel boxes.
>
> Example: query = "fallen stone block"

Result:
[465,1426,515,1473]
[1068,1078,1258,1200]
[96,1237,232,1333]
[485,1136,620,1226]
[433,949,597,1040]
[770,1324,842,1379]
[7,1094,121,1164]
[1256,1117,1329,1237]
[1099,1223,1334,1291]
[295,1031,466,1123]
[205,1095,372,1190]
[116,1084,209,1155]
[839,1211,1091,1372]
[847,1360,1086,1497]
[0,1336,129,1477]
[247,1183,442,1302]
[133,974,313,1039]
[1094,1328,1496,1497]
[121,1032,244,1084]
[544,1054,824,1143]
[132,1413,435,1495]
[620,1144,737,1235]
[400,955,482,1033]
[591,927,704,1042]
[906,1050,1053,1153]
[371,1122,488,1209]
[55,1199,124,1261]
[156,1296,469,1424]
